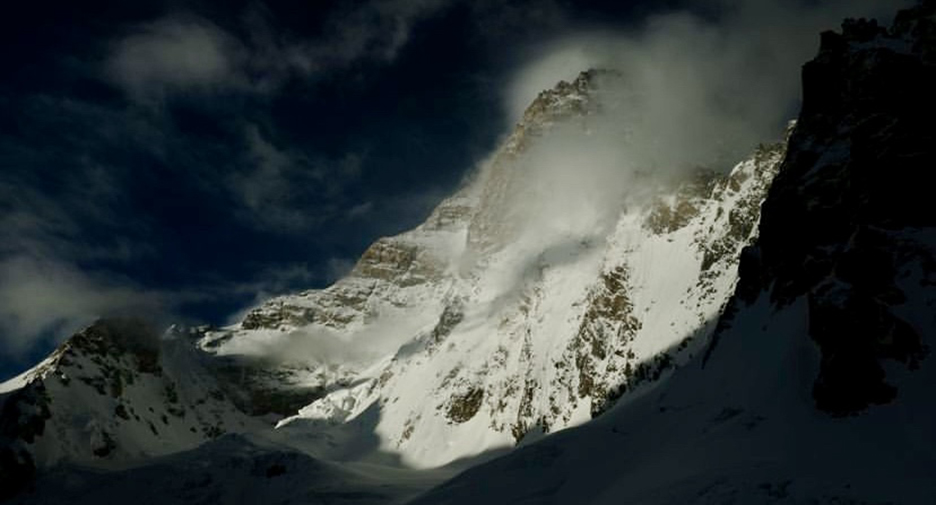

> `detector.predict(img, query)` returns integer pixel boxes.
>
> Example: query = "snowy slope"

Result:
[3,320,278,468]
[410,294,936,504]
[0,318,325,501]
[281,144,783,469]
[18,433,457,505]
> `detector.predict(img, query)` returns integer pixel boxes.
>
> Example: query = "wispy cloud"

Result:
[228,125,322,230]
[106,17,246,103]
[227,125,370,232]
[106,0,452,102]
[503,0,909,184]
[0,154,153,265]
[253,0,452,76]
[1,1,461,363]
[346,201,374,220]
[0,256,165,359]
[462,0,911,301]
[0,168,161,358]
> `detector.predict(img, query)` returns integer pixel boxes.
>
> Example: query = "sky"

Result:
[0,0,907,381]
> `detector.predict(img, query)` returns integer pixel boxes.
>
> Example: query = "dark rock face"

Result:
[0,382,49,500]
[734,3,936,415]
[446,388,485,424]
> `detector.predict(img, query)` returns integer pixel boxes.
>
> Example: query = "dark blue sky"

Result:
[0,0,686,379]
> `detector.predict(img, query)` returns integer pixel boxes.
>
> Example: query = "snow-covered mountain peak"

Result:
[3,62,786,494]
[504,68,606,155]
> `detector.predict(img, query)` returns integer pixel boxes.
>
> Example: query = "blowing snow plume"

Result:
[505,0,908,178]
[453,0,910,306]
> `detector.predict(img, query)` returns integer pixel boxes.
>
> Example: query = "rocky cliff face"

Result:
[724,2,936,415]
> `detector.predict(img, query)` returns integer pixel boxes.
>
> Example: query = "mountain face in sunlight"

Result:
[2,2,936,504]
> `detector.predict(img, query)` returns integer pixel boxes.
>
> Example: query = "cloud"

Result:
[0,156,154,265]
[346,201,374,220]
[506,0,907,144]
[106,0,453,102]
[228,125,373,232]
[505,45,602,121]
[219,309,434,366]
[228,125,320,230]
[268,0,451,75]
[463,0,911,302]
[106,17,244,102]
[0,256,165,359]
[324,257,356,283]
[500,0,910,201]
[5,0,909,367]
[0,172,166,359]
[0,123,169,359]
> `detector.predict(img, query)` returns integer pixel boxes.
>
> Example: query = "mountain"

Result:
[1,69,785,501]
[3,2,935,503]
[410,4,936,504]
[253,69,786,469]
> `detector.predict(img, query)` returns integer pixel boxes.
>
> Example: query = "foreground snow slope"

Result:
[22,433,455,505]
[411,6,936,504]
[412,295,935,504]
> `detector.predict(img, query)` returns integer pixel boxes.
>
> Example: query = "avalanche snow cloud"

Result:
[464,0,910,301]
[506,0,909,166]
